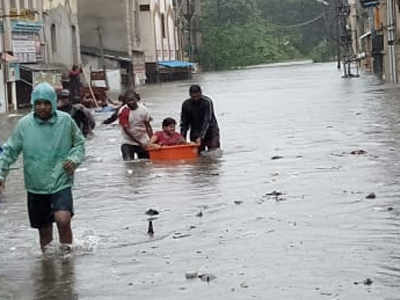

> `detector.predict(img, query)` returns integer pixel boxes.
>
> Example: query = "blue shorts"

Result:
[27,188,74,229]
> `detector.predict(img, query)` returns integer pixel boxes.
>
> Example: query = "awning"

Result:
[158,60,194,68]
[81,46,141,62]
[359,31,371,40]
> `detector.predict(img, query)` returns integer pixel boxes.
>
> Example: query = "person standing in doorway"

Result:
[119,90,153,160]
[0,83,85,255]
[68,65,82,104]
[180,85,221,152]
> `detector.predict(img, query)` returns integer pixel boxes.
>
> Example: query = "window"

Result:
[51,24,57,54]
[161,13,166,39]
[140,4,150,11]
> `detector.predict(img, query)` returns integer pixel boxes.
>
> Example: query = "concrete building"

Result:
[42,0,81,67]
[0,0,44,111]
[383,0,400,83]
[0,0,81,112]
[174,0,202,61]
[78,0,183,86]
[350,0,400,84]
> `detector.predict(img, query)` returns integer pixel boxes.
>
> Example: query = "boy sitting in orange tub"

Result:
[148,118,186,148]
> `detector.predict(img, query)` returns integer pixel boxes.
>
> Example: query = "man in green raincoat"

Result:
[0,82,85,254]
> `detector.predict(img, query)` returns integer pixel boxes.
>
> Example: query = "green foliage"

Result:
[199,0,336,70]
[310,40,336,62]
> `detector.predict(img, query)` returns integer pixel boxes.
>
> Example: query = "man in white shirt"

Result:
[118,90,153,160]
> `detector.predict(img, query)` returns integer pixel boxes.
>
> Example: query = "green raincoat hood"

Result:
[0,83,85,193]
[31,82,58,113]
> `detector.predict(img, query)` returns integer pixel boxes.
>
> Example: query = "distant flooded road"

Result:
[1,63,400,299]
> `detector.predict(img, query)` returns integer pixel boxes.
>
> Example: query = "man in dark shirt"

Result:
[180,85,220,152]
[58,90,95,137]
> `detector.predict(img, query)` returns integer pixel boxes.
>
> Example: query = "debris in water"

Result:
[271,155,284,160]
[366,193,376,199]
[240,282,249,288]
[234,201,243,205]
[199,273,216,282]
[387,207,394,211]
[145,209,159,216]
[173,232,191,239]
[185,272,198,280]
[363,278,373,286]
[350,150,367,155]
[196,211,203,218]
[147,220,154,236]
[265,191,283,197]
[354,278,373,286]
[263,190,286,201]
[127,169,133,176]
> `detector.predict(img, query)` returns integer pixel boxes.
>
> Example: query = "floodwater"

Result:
[1,63,400,299]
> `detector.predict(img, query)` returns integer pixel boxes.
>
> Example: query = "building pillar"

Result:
[11,80,17,111]
[0,25,7,113]
[386,0,397,83]
[3,0,11,52]
[16,0,21,14]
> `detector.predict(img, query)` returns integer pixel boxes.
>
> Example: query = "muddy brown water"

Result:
[1,63,400,299]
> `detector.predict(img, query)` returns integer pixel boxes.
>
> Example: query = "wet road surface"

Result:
[1,63,400,299]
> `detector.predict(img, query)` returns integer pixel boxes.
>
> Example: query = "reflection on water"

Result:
[32,258,77,300]
[1,63,400,299]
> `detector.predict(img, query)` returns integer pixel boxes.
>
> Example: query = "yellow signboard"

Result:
[9,8,36,21]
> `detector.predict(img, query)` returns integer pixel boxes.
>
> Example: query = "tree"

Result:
[198,0,336,70]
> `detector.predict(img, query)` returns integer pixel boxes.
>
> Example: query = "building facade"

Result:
[174,0,201,61]
[0,0,45,111]
[78,0,182,86]
[350,0,400,83]
[0,0,81,112]
[42,0,81,67]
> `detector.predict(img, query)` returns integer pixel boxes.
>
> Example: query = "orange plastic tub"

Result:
[148,144,199,160]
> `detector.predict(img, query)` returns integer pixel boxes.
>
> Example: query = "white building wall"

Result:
[43,0,81,67]
[138,0,180,63]
[0,30,6,113]
[139,0,155,61]
[78,0,129,54]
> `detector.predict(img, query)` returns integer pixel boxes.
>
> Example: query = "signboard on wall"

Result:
[360,0,380,7]
[12,33,40,63]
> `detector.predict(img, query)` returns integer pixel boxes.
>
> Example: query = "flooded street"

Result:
[1,62,400,299]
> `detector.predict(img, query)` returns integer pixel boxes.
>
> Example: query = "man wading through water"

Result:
[119,90,153,160]
[0,83,85,256]
[181,85,221,152]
